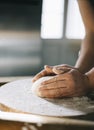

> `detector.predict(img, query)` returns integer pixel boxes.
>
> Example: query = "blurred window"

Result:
[41,0,85,39]
[41,0,64,39]
[0,1,42,76]
[66,0,85,39]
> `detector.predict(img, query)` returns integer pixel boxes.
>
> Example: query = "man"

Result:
[32,0,94,98]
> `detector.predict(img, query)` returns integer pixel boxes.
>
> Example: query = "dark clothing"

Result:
[90,0,94,8]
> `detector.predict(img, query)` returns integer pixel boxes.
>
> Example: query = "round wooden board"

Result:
[0,79,94,117]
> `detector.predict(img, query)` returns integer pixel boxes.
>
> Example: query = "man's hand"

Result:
[37,69,90,98]
[32,65,55,82]
[32,64,77,82]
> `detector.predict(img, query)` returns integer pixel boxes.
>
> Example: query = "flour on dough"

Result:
[32,76,53,96]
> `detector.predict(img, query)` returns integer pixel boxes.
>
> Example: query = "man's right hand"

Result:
[32,64,77,82]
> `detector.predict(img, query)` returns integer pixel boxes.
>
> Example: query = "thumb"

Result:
[53,67,71,74]
[44,65,54,73]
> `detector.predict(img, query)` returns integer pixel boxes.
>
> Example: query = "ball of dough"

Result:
[32,76,53,97]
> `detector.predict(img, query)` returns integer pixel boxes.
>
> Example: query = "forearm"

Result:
[86,67,94,91]
[75,0,94,73]
[77,0,94,31]
[75,32,94,73]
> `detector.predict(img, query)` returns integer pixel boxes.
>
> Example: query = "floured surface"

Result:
[0,78,94,117]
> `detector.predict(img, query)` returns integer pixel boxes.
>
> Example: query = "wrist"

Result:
[74,67,85,74]
[86,68,94,91]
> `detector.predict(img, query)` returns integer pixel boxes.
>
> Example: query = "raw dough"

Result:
[32,76,52,97]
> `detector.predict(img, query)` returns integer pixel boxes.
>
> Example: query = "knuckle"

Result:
[61,64,68,67]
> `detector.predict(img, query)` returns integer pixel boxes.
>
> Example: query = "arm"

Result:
[86,67,94,91]
[75,32,94,73]
[33,0,94,82]
[75,0,94,73]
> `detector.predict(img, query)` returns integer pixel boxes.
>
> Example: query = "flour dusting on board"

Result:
[45,96,94,112]
[0,78,94,117]
[31,76,94,112]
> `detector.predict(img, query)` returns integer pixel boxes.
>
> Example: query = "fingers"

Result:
[37,82,71,98]
[32,70,48,82]
[53,64,76,74]
[41,74,69,85]
[40,80,67,89]
[53,64,75,74]
[32,64,75,82]
[44,65,53,73]
[41,75,60,85]
[32,65,55,82]
[45,64,72,74]
[38,88,63,98]
[53,67,71,74]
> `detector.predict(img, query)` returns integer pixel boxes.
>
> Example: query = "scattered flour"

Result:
[0,78,94,117]
[31,76,94,112]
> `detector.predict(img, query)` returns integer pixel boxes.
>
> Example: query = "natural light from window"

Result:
[41,0,85,39]
[41,0,64,39]
[66,0,85,39]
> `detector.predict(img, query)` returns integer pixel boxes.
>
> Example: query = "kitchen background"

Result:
[0,0,85,76]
